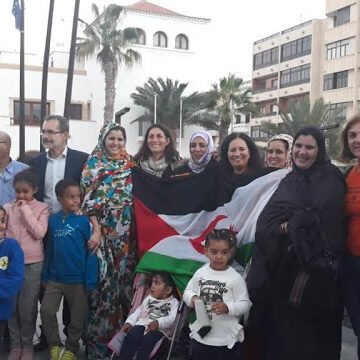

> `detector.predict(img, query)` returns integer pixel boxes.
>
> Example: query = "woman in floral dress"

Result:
[81,123,136,359]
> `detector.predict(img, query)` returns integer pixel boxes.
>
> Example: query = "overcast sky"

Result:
[1,0,325,81]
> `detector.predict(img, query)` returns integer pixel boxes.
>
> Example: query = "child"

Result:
[4,169,50,360]
[118,272,179,360]
[183,229,252,360]
[40,179,98,360]
[0,206,24,340]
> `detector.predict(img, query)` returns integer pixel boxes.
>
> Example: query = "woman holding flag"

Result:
[81,123,136,359]
[247,126,346,360]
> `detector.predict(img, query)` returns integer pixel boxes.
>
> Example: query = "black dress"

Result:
[247,127,346,360]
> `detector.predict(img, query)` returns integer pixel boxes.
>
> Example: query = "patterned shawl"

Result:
[265,133,294,169]
[81,123,134,216]
[188,130,215,174]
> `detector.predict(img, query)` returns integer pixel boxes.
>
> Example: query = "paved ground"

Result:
[0,312,358,359]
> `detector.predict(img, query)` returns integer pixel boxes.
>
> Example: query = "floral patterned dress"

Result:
[81,124,136,359]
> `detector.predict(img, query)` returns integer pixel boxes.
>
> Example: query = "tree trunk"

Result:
[103,61,117,124]
[219,118,231,144]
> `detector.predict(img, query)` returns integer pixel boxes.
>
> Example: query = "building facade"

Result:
[0,1,211,158]
[251,0,360,142]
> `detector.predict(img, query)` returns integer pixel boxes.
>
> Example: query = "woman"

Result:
[219,132,266,202]
[265,134,293,169]
[81,123,136,359]
[133,124,182,178]
[339,114,360,359]
[247,126,346,360]
[173,130,217,175]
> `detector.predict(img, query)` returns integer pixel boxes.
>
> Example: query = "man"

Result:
[30,115,88,351]
[0,131,28,353]
[0,131,29,206]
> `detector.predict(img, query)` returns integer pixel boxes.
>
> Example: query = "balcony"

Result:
[252,112,277,119]
[232,123,250,134]
[253,86,278,94]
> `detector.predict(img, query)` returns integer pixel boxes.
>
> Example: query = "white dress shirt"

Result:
[44,147,68,214]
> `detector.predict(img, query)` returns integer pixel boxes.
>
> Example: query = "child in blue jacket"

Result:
[40,179,98,360]
[0,206,24,337]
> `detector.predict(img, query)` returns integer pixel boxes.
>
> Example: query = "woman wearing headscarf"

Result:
[265,134,293,169]
[247,126,346,360]
[173,130,217,175]
[81,123,136,359]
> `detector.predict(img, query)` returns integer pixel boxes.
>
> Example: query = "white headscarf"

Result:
[188,130,215,174]
[265,133,294,168]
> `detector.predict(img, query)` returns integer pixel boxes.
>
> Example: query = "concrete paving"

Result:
[1,316,358,359]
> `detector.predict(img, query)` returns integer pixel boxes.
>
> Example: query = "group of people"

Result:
[0,111,360,360]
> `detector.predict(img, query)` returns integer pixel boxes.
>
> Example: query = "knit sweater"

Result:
[4,199,50,264]
[0,238,24,320]
[42,211,98,291]
[183,264,252,348]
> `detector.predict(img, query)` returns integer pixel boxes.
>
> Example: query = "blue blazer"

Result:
[30,147,88,202]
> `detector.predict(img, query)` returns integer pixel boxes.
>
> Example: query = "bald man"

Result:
[0,131,28,205]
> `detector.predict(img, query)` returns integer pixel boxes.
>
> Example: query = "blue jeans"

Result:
[343,254,360,359]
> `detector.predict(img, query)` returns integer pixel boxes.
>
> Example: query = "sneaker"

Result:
[20,348,33,360]
[50,346,63,360]
[7,348,22,360]
[59,350,77,360]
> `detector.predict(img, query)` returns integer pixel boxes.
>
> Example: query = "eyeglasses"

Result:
[40,130,64,136]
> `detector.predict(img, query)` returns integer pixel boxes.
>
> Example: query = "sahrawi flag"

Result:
[133,167,289,291]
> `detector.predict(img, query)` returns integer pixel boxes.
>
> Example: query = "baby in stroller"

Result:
[117,272,179,360]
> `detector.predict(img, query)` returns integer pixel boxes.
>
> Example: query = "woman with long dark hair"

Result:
[133,124,182,178]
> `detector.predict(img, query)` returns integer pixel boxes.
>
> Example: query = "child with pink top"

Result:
[4,169,50,360]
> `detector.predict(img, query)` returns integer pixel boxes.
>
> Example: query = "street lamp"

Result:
[115,107,130,124]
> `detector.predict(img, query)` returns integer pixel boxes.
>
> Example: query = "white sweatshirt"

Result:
[183,263,252,348]
[125,294,179,336]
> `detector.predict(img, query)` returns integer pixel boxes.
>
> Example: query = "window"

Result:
[153,31,167,47]
[281,35,312,61]
[68,103,82,120]
[280,64,310,88]
[253,47,279,70]
[175,34,189,50]
[271,79,278,88]
[334,6,350,27]
[327,103,348,121]
[326,39,351,59]
[251,126,270,140]
[13,100,50,126]
[124,27,146,45]
[323,71,348,90]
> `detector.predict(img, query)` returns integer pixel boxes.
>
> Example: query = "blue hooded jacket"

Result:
[42,212,98,291]
[0,238,24,320]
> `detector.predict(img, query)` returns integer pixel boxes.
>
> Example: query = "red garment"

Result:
[345,165,360,256]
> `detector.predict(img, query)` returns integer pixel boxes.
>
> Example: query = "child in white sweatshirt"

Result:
[184,229,252,360]
[119,271,179,360]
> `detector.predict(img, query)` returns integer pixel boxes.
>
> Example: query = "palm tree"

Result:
[261,96,345,158]
[131,77,207,136]
[76,4,141,124]
[185,73,257,143]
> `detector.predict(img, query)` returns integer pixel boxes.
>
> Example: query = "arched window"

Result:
[124,27,146,45]
[153,31,167,48]
[135,28,146,45]
[175,34,189,50]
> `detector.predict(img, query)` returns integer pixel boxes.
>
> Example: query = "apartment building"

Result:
[251,0,360,142]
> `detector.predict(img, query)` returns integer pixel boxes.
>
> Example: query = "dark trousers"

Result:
[191,339,242,360]
[343,254,360,359]
[0,321,5,340]
[119,325,164,360]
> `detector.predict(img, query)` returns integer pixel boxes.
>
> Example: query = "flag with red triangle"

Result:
[133,167,288,291]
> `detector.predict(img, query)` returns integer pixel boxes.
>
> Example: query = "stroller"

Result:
[108,273,190,360]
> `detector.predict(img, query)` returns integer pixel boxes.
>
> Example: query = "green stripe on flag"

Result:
[235,242,254,267]
[136,251,204,292]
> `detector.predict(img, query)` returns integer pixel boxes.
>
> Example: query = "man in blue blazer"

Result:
[30,114,89,351]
